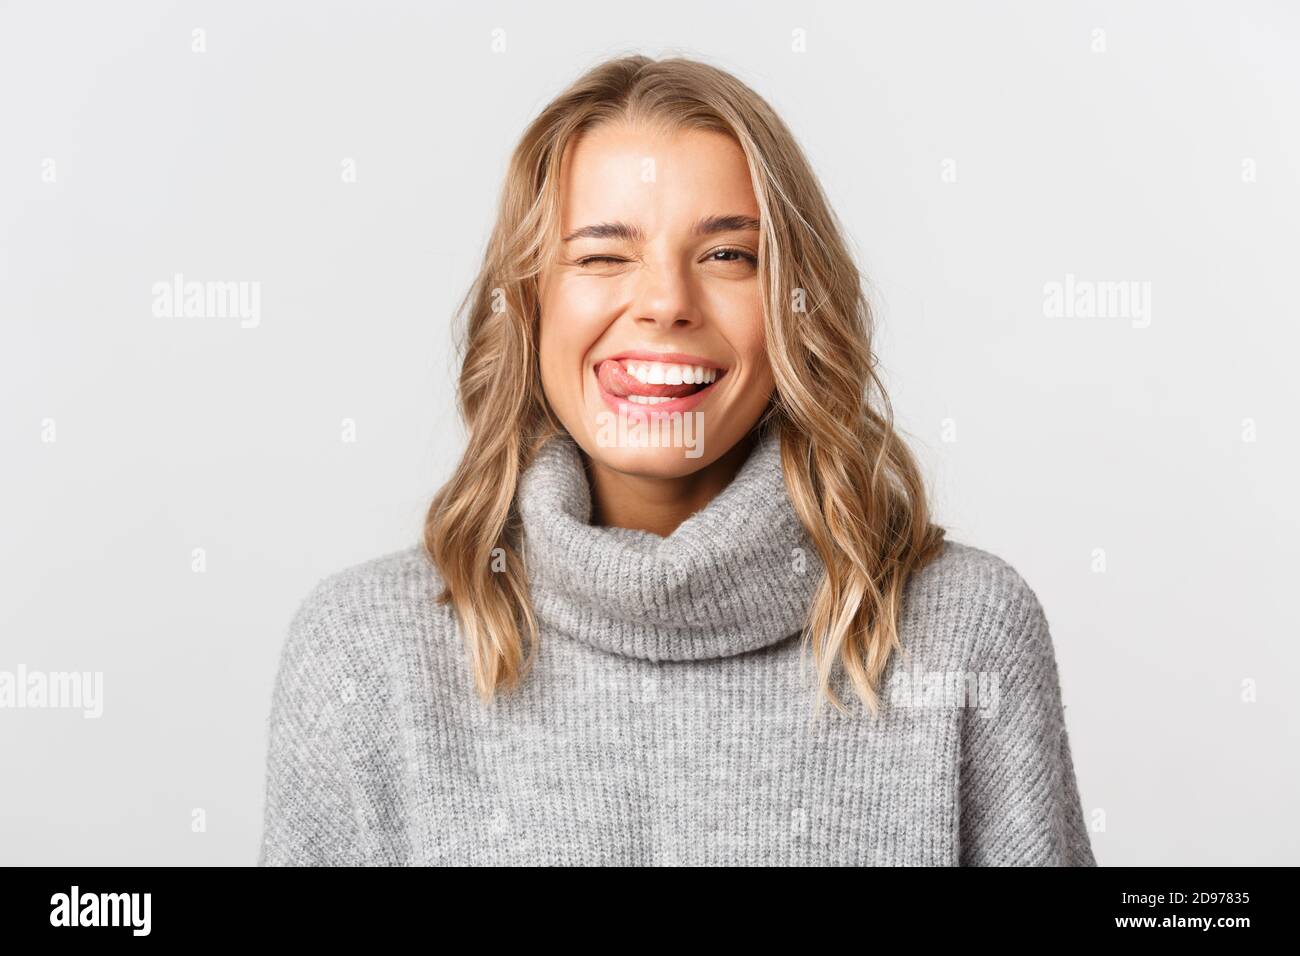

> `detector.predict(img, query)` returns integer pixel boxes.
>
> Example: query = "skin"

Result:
[537,120,777,537]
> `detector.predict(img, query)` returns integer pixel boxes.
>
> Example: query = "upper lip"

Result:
[597,349,728,370]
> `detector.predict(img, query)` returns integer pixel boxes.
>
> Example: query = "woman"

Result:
[258,54,1095,866]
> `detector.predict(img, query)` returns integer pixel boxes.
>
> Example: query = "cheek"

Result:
[547,282,617,352]
[537,322,575,420]
[538,282,611,407]
[717,292,772,387]
[560,282,620,338]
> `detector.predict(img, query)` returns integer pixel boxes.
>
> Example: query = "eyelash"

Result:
[576,247,758,268]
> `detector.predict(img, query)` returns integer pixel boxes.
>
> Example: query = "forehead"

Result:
[556,122,758,227]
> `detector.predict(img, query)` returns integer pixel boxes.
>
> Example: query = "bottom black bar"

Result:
[0,865,1286,942]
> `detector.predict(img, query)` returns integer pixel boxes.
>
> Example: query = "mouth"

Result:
[593,351,729,416]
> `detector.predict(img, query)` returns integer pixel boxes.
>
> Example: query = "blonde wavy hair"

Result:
[425,54,946,717]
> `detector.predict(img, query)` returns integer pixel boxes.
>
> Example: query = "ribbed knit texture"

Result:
[258,427,1096,866]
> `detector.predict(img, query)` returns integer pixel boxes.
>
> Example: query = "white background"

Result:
[2,0,1297,865]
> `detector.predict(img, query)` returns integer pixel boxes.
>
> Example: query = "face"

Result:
[537,121,775,478]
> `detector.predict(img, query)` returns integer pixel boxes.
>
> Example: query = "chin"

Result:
[587,441,715,479]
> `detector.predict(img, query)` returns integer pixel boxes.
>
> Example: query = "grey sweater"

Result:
[257,427,1096,866]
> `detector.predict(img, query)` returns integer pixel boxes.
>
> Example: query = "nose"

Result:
[630,259,701,332]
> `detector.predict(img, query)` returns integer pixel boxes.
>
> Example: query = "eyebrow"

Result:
[561,214,760,243]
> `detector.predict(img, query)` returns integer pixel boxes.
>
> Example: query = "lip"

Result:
[601,349,727,370]
[592,350,730,417]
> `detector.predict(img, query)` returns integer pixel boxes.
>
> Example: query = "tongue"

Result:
[597,359,701,399]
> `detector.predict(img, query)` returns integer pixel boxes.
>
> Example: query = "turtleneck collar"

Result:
[516,425,824,662]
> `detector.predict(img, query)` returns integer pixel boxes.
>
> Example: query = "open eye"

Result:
[705,246,758,265]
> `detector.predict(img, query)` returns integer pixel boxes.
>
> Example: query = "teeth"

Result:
[622,360,719,385]
[627,394,674,405]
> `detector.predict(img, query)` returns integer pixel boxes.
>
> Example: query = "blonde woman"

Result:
[258,54,1095,866]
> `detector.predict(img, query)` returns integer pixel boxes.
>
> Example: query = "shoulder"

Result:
[290,542,446,631]
[907,537,1047,619]
[899,537,1055,677]
[274,543,454,690]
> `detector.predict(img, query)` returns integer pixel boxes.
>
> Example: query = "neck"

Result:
[583,431,758,536]
[516,422,825,661]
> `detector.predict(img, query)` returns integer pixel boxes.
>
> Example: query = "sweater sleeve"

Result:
[257,586,365,866]
[958,573,1096,866]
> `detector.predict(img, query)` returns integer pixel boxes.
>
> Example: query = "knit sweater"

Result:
[257,426,1096,866]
